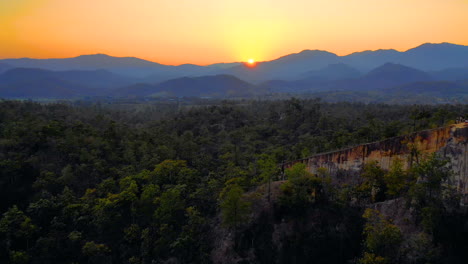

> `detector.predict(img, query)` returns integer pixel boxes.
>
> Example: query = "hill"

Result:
[112,74,260,98]
[429,67,468,81]
[297,63,361,81]
[0,43,467,100]
[0,63,12,74]
[0,68,84,98]
[357,62,432,90]
[0,54,240,79]
[1,43,467,83]
[262,63,433,93]
[219,42,468,81]
[0,68,140,98]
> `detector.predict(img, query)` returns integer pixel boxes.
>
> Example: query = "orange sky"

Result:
[1,0,467,65]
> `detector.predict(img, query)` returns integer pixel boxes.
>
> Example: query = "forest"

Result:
[0,98,467,264]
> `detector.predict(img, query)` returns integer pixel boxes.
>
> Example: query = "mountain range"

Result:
[113,75,260,98]
[0,42,467,102]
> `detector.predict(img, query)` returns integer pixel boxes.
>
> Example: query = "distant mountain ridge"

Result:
[1,42,467,82]
[0,68,137,98]
[0,68,84,98]
[0,63,12,74]
[0,42,467,102]
[0,54,241,79]
[298,63,361,81]
[113,74,261,98]
[219,42,468,81]
[263,63,434,93]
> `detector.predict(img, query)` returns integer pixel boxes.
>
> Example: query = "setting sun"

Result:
[245,58,257,68]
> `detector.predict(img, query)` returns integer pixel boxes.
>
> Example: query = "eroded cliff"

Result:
[285,123,468,197]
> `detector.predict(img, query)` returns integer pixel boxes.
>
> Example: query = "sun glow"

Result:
[0,0,467,64]
[245,58,257,68]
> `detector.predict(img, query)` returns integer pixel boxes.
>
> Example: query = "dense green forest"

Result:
[0,99,467,264]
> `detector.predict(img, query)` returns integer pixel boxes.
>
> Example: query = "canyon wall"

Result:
[284,123,468,196]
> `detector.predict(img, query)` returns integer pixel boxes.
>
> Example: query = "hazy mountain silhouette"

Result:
[399,43,468,71]
[0,68,85,98]
[140,64,226,83]
[0,63,12,74]
[0,55,241,79]
[298,63,361,81]
[219,42,468,80]
[262,63,433,93]
[429,67,468,81]
[0,67,138,94]
[343,49,401,72]
[1,54,167,78]
[1,43,467,82]
[340,43,468,71]
[0,42,467,100]
[1,54,158,69]
[217,50,341,81]
[358,63,432,88]
[112,75,260,98]
[0,68,56,82]
[55,69,136,89]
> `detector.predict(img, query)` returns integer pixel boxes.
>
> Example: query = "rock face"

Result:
[285,123,468,197]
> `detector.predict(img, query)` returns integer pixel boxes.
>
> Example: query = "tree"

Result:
[219,184,251,233]
[358,161,386,202]
[285,162,311,180]
[154,185,186,226]
[82,241,111,264]
[280,163,325,211]
[151,160,197,188]
[408,154,454,234]
[0,205,37,251]
[9,250,29,264]
[384,159,406,197]
[359,209,402,263]
[256,154,278,201]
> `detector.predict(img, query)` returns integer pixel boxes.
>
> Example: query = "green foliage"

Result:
[82,241,111,256]
[255,154,278,184]
[358,252,386,264]
[219,184,251,229]
[152,160,197,188]
[9,250,29,264]
[140,184,160,203]
[154,185,186,225]
[123,224,141,243]
[407,154,455,235]
[280,163,329,212]
[360,209,402,263]
[383,159,406,197]
[68,231,82,241]
[357,161,386,202]
[285,162,311,180]
[409,154,451,204]
[0,205,37,251]
[0,100,465,263]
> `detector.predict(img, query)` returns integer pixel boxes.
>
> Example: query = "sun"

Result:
[245,58,257,68]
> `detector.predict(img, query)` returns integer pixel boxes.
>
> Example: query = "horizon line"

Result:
[0,42,465,67]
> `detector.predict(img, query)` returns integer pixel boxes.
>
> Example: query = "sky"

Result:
[1,0,467,65]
